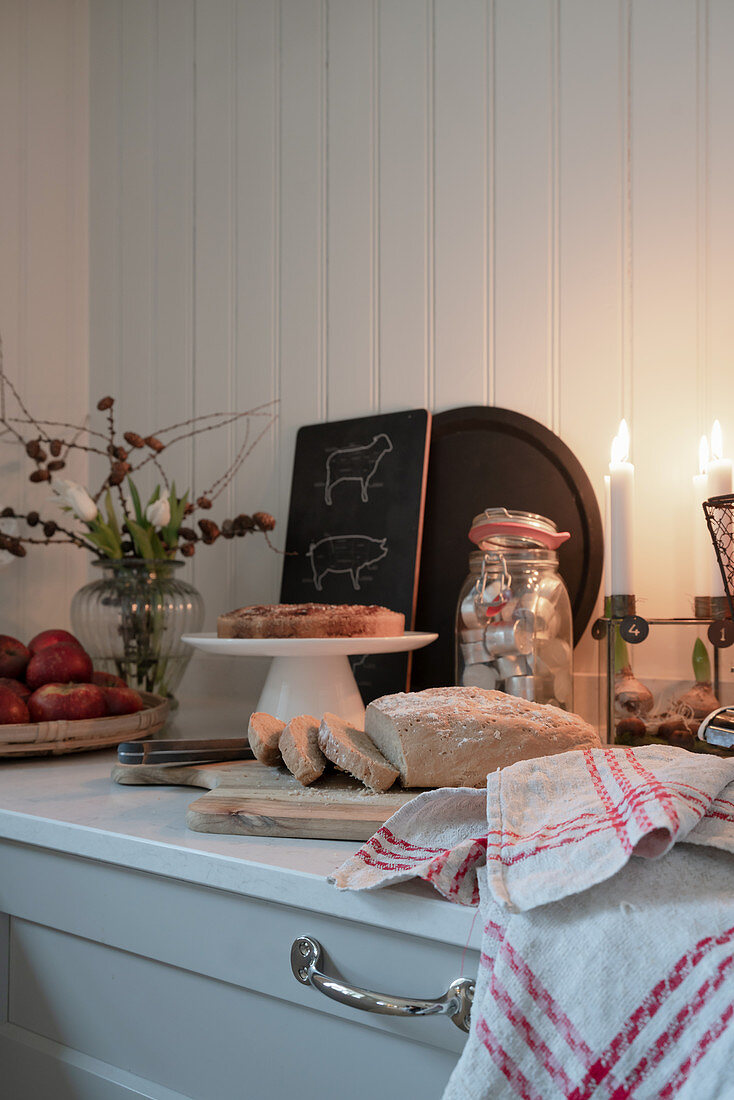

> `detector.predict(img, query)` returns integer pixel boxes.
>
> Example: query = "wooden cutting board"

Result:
[112,759,422,841]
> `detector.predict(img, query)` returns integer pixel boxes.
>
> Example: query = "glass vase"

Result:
[70,559,204,704]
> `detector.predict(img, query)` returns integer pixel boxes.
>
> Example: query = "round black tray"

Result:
[411,406,604,691]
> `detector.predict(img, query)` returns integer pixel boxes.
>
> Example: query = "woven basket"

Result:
[0,692,169,758]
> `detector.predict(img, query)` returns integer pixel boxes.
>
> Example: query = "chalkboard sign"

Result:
[411,406,604,691]
[280,409,431,702]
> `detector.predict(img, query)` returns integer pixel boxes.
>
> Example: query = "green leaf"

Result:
[148,529,167,560]
[85,524,122,559]
[127,478,144,524]
[126,518,154,561]
[104,491,122,543]
[693,637,711,684]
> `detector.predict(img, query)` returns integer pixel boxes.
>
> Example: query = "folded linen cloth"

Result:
[330,746,734,1099]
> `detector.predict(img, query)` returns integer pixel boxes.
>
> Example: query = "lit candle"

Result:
[603,475,612,599]
[609,419,635,597]
[693,435,710,598]
[707,420,733,499]
[707,421,732,598]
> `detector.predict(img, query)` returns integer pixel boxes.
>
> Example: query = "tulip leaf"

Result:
[104,491,122,544]
[127,478,144,524]
[148,529,167,560]
[125,518,154,561]
[693,637,711,684]
[85,521,122,559]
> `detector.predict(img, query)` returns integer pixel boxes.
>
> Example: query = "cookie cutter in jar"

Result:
[459,552,513,630]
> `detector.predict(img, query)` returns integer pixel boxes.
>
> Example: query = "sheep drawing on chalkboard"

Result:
[307,534,388,591]
[324,434,393,505]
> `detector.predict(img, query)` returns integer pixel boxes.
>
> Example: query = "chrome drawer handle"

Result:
[290,936,474,1033]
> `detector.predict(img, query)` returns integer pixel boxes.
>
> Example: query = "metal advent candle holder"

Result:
[592,609,734,747]
[703,493,734,620]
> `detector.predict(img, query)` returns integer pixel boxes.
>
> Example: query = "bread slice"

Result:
[217,603,404,639]
[279,714,326,786]
[365,687,602,789]
[317,712,399,793]
[247,711,285,766]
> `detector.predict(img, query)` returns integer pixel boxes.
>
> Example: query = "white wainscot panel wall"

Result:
[77,0,734,718]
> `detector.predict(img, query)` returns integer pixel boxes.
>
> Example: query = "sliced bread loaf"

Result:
[247,711,285,766]
[318,713,399,793]
[279,714,326,786]
[364,687,602,788]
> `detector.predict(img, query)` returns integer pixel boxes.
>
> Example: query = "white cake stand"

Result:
[181,632,438,725]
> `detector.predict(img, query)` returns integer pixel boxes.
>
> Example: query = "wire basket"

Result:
[703,493,734,618]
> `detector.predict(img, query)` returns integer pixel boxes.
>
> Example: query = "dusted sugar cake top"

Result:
[365,686,602,788]
[217,603,405,639]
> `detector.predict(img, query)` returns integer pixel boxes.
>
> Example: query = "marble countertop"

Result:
[0,697,482,951]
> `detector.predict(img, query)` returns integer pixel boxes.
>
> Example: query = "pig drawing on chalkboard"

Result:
[307,534,388,591]
[324,434,393,505]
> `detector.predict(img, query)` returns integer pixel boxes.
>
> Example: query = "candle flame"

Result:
[699,434,709,475]
[711,420,723,461]
[610,419,630,465]
[618,419,630,456]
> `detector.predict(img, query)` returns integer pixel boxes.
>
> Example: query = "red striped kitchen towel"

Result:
[330,746,734,1098]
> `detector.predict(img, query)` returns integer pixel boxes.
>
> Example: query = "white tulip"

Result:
[51,479,99,523]
[146,493,171,528]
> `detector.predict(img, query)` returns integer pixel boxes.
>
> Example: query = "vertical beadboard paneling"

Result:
[433,0,488,411]
[707,1,734,431]
[0,0,25,633]
[118,1,155,437]
[327,0,378,421]
[631,0,698,629]
[278,0,327,511]
[0,0,88,636]
[493,0,554,424]
[6,0,89,636]
[154,0,195,472]
[234,0,279,606]
[90,0,122,456]
[69,0,90,470]
[25,0,76,611]
[558,0,624,674]
[378,0,430,411]
[83,1,734,707]
[192,0,237,627]
[558,0,624,461]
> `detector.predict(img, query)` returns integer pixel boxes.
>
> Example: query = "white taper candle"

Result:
[609,419,635,597]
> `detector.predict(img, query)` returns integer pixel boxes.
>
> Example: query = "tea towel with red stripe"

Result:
[330,746,734,1098]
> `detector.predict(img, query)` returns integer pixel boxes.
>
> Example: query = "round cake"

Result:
[216,603,405,639]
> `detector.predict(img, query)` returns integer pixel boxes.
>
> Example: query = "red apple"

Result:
[0,634,31,680]
[28,683,107,723]
[26,644,93,691]
[91,670,127,689]
[0,677,31,702]
[28,628,84,655]
[0,685,30,724]
[101,685,145,716]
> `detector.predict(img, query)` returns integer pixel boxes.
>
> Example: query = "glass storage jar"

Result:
[455,509,574,709]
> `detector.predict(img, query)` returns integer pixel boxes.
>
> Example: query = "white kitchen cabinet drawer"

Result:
[0,841,475,1099]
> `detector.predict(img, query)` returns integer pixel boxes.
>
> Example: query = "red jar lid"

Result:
[469,508,571,551]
